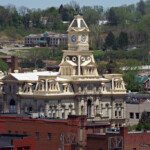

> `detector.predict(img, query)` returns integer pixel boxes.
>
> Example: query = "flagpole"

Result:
[148,50,150,70]
[148,53,149,70]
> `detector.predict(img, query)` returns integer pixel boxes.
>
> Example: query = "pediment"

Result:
[60,60,77,67]
[2,74,18,81]
[81,60,96,67]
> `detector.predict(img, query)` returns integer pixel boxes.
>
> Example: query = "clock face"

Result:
[81,35,86,42]
[71,35,76,42]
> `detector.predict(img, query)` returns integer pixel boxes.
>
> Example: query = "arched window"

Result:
[24,106,28,113]
[9,99,16,113]
[119,105,122,116]
[81,106,84,115]
[29,107,32,113]
[40,107,44,113]
[115,105,117,117]
[87,100,91,118]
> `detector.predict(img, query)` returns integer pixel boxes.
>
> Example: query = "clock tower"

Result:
[59,15,99,77]
[68,15,89,51]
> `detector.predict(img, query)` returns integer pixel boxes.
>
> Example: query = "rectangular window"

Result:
[136,113,139,119]
[24,147,30,150]
[35,132,39,140]
[23,131,27,135]
[8,130,11,134]
[48,133,51,140]
[80,129,83,142]
[24,107,28,113]
[130,112,134,119]
[0,104,2,112]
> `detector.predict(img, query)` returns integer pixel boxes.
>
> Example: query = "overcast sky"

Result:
[0,0,141,9]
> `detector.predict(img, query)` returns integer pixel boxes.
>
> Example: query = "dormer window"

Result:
[81,20,86,27]
[71,19,77,27]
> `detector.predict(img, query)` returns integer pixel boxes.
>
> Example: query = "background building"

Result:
[24,31,67,47]
[126,94,150,126]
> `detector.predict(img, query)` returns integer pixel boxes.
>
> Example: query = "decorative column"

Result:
[99,98,102,115]
[78,99,81,115]
[112,78,114,90]
[45,79,48,91]
[111,99,115,119]
[123,99,126,118]
[44,101,49,117]
[58,100,61,118]
[72,105,76,115]
[66,106,69,118]
[17,100,21,114]
[84,100,87,116]
[91,102,94,117]
[78,55,81,75]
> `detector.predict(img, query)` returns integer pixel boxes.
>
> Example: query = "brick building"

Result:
[87,127,150,150]
[0,115,110,150]
[0,134,35,150]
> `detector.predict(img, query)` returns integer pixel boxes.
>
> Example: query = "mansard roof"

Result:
[3,71,59,81]
[67,15,89,32]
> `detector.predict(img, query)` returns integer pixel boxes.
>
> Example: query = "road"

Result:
[0,47,31,55]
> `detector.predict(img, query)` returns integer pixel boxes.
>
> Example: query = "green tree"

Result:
[0,59,9,72]
[139,111,150,125]
[82,6,100,26]
[97,61,107,74]
[105,31,115,49]
[89,25,103,49]
[136,123,142,131]
[107,8,118,25]
[137,0,145,15]
[135,111,150,131]
[118,32,128,49]
[93,5,103,14]
[121,59,142,91]
[106,60,119,73]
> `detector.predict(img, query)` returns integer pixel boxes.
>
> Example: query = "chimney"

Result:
[11,56,19,73]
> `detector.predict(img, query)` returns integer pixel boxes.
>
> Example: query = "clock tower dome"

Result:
[67,15,89,51]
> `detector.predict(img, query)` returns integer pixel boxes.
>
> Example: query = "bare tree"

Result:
[18,6,28,16]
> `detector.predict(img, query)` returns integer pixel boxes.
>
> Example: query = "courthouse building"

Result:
[0,15,126,129]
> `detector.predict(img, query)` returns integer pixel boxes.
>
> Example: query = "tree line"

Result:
[1,0,150,49]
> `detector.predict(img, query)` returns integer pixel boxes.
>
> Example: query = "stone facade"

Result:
[0,15,127,129]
